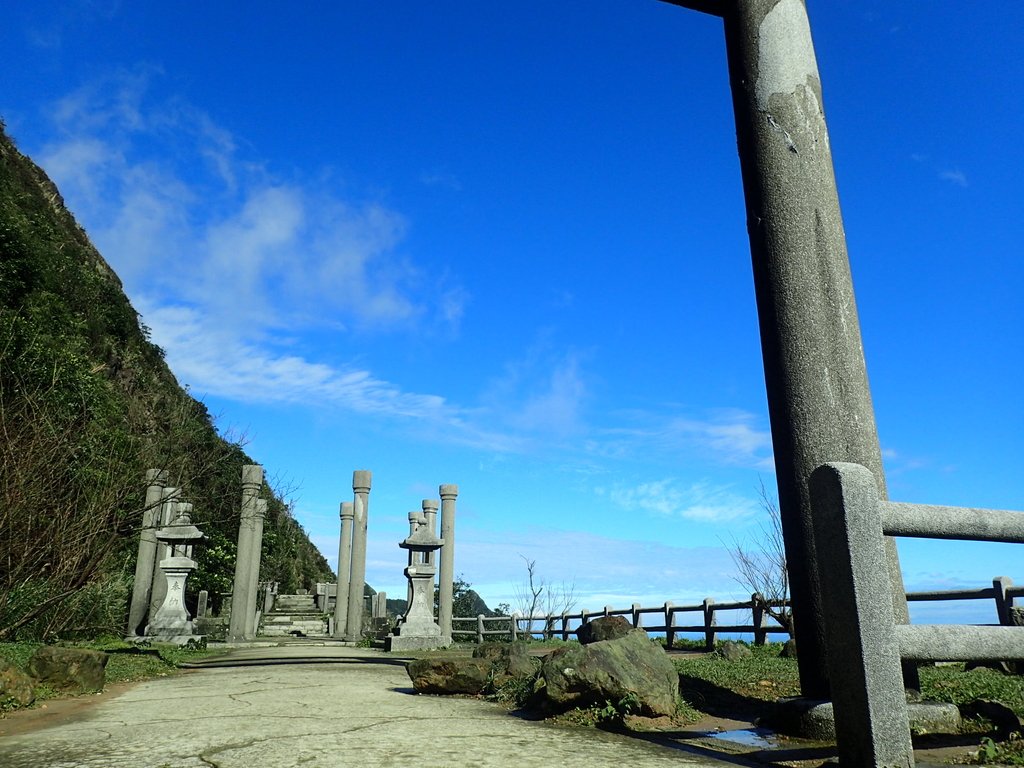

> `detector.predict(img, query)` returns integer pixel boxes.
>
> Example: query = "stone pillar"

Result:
[421,499,439,567]
[126,469,167,637]
[243,498,268,639]
[228,465,264,642]
[438,484,458,645]
[333,502,354,638]
[722,0,912,697]
[197,590,209,619]
[345,470,371,641]
[148,486,179,619]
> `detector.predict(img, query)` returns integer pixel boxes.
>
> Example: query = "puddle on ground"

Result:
[703,728,779,749]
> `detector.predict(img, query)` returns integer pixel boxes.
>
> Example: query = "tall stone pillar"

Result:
[345,470,371,642]
[422,499,439,568]
[722,0,912,697]
[438,484,458,645]
[333,501,354,638]
[228,464,264,642]
[148,486,179,618]
[243,498,268,639]
[126,469,167,637]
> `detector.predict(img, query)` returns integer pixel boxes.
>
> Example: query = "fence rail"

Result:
[452,577,1020,646]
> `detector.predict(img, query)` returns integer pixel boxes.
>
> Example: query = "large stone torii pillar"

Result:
[437,484,459,645]
[228,464,265,642]
[333,501,354,638]
[126,468,168,637]
[345,470,372,642]
[661,0,914,697]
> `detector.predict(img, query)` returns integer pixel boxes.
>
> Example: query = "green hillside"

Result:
[0,122,334,641]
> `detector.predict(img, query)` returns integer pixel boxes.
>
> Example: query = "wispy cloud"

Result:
[910,153,969,188]
[36,71,461,338]
[603,479,760,522]
[598,409,774,471]
[939,169,968,187]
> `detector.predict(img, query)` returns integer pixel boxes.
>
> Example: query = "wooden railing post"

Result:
[664,601,675,649]
[561,611,570,641]
[993,577,1013,626]
[702,597,716,651]
[631,603,642,628]
[752,592,768,645]
[476,614,485,644]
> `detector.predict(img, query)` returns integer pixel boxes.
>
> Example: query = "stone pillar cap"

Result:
[242,464,264,485]
[146,468,169,484]
[352,470,372,490]
[439,484,459,498]
[339,501,354,518]
[422,499,439,511]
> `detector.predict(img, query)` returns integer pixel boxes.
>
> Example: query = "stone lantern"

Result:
[145,502,206,644]
[385,510,449,651]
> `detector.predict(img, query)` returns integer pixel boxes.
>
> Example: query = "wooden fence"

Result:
[452,577,1022,646]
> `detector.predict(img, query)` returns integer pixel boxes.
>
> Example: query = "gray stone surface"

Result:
[387,504,448,651]
[332,501,354,637]
[406,657,492,694]
[809,462,914,767]
[27,647,108,693]
[228,465,264,642]
[126,469,167,637]
[770,698,961,742]
[472,641,540,684]
[723,0,911,697]
[0,646,726,768]
[716,641,753,662]
[242,497,268,639]
[536,629,679,717]
[438,484,458,644]
[345,470,371,641]
[0,661,35,707]
[148,486,180,621]
[578,615,633,645]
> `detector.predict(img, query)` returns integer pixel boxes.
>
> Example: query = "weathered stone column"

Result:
[422,499,439,567]
[242,498,268,639]
[228,465,264,642]
[148,486,180,619]
[126,469,167,637]
[345,470,371,641]
[438,484,458,645]
[721,0,912,696]
[332,501,354,638]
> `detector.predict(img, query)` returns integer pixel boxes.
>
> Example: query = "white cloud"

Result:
[939,168,968,187]
[35,72,461,337]
[608,479,760,522]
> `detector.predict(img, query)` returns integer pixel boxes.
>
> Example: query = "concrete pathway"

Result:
[0,645,746,768]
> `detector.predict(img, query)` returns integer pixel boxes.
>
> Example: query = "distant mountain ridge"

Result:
[0,122,334,640]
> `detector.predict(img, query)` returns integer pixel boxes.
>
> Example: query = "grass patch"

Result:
[674,642,800,715]
[920,664,1024,719]
[0,638,218,712]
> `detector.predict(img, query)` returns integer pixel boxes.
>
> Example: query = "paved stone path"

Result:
[0,646,744,768]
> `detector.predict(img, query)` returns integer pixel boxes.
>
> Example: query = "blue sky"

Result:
[3,1,1021,625]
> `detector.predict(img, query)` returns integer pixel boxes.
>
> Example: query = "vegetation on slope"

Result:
[0,122,333,641]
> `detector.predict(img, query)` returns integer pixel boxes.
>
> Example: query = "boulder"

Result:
[779,638,798,659]
[535,629,679,717]
[406,658,492,695]
[472,642,540,683]
[0,661,36,707]
[578,616,633,645]
[27,646,108,693]
[717,641,752,661]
